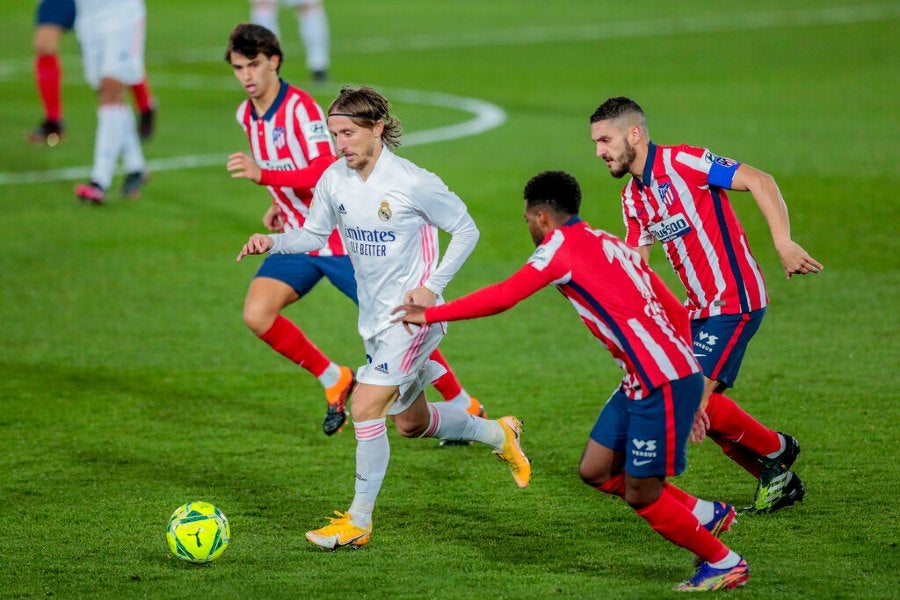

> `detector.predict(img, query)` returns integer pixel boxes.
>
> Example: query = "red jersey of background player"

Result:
[622,143,768,320]
[427,217,700,400]
[236,80,343,256]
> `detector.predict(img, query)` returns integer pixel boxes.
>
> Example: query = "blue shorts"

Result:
[36,0,76,29]
[255,254,357,302]
[590,373,704,478]
[691,308,765,388]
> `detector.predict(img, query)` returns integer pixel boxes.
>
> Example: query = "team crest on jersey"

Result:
[273,127,286,150]
[377,200,392,221]
[657,182,675,207]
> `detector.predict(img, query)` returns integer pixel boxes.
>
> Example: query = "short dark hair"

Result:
[589,96,644,124]
[523,170,581,217]
[225,23,283,73]
[328,85,403,150]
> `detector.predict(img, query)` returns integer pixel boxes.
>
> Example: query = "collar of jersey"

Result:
[635,141,658,190]
[251,80,289,122]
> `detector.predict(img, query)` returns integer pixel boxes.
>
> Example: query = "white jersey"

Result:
[269,148,479,339]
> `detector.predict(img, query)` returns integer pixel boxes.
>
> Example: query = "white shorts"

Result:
[75,2,146,88]
[357,321,446,416]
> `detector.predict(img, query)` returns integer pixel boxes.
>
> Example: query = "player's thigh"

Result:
[579,436,624,485]
[349,382,400,422]
[358,323,445,417]
[36,0,76,30]
[691,308,765,388]
[626,374,704,478]
[252,253,325,300]
[318,255,358,304]
[77,17,145,88]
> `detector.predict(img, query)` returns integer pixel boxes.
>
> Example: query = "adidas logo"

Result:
[374,362,389,374]
[338,203,347,214]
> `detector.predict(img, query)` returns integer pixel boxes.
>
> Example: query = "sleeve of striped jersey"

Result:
[622,189,653,247]
[674,145,740,189]
[424,263,554,323]
[258,154,336,188]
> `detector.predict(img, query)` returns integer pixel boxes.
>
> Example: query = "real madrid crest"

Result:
[377,200,392,222]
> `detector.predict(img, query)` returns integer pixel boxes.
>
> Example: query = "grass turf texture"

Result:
[1,0,898,597]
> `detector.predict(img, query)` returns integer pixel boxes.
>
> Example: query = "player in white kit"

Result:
[73,0,148,204]
[249,0,329,82]
[238,86,531,549]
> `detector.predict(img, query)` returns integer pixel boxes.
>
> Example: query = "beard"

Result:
[609,141,637,179]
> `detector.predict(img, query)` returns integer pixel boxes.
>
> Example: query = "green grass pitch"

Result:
[0,1,897,598]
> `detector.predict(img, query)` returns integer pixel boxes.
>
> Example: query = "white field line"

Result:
[0,87,506,185]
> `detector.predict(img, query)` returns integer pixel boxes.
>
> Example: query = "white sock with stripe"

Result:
[348,418,388,528]
[419,403,504,450]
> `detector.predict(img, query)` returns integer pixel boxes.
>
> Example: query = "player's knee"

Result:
[623,477,663,509]
[242,303,276,335]
[578,461,611,488]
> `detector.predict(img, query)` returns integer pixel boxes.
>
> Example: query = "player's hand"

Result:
[403,286,437,307]
[776,240,823,279]
[391,304,427,335]
[689,409,710,443]
[236,233,273,261]
[227,152,262,184]
[262,205,284,231]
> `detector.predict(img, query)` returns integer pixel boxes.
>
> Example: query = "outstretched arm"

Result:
[730,164,823,279]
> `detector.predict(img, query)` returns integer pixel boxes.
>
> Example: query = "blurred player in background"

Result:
[249,0,329,83]
[394,170,750,592]
[225,25,484,437]
[237,85,531,550]
[590,96,823,513]
[28,0,157,146]
[72,0,149,203]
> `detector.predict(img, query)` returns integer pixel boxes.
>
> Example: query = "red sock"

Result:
[710,432,761,477]
[663,482,698,511]
[635,488,729,564]
[428,349,462,401]
[259,315,330,377]
[35,54,62,122]
[130,78,154,112]
[595,473,625,497]
[706,392,780,456]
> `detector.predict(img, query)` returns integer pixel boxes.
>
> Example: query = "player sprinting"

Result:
[72,0,149,203]
[393,170,749,591]
[225,24,485,436]
[589,97,823,513]
[28,0,157,146]
[237,85,530,549]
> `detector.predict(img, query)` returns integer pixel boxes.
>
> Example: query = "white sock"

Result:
[766,433,786,459]
[445,391,471,408]
[348,418,389,528]
[121,108,144,174]
[419,403,504,449]
[317,362,341,388]
[91,104,128,189]
[298,4,329,72]
[692,499,715,525]
[709,550,741,569]
[250,3,280,37]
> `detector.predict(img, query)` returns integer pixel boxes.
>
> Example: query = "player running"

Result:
[236,85,529,551]
[394,171,749,591]
[589,97,822,513]
[225,24,484,436]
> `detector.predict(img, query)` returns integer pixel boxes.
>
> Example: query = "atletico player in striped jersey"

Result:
[224,24,484,437]
[590,97,823,513]
[393,171,749,591]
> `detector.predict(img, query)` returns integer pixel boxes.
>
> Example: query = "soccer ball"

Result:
[166,501,231,564]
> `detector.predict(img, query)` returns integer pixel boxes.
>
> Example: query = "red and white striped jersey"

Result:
[426,218,700,399]
[236,80,343,256]
[622,143,768,319]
